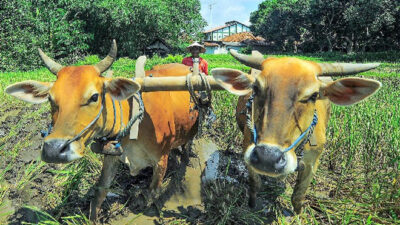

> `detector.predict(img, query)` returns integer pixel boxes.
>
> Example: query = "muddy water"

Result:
[110,139,219,225]
[164,139,218,210]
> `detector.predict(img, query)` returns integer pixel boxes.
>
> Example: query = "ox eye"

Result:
[90,93,99,103]
[300,92,319,103]
[309,92,319,102]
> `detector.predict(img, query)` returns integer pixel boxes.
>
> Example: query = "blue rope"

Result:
[283,112,318,153]
[41,124,52,138]
[253,126,257,144]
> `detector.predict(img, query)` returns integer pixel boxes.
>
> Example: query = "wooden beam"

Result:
[134,75,225,92]
[130,56,147,140]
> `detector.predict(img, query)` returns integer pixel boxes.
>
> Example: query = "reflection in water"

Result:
[164,139,218,210]
[111,138,219,225]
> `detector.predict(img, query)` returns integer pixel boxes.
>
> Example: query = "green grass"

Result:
[0,51,399,224]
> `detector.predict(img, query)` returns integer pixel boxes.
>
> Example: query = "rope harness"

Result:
[244,92,318,169]
[41,86,144,156]
[186,72,216,137]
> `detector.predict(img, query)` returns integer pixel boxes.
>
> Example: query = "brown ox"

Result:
[212,50,381,213]
[5,41,198,220]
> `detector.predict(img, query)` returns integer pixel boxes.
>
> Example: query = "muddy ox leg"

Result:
[291,149,323,214]
[89,155,120,221]
[149,153,169,190]
[248,168,261,208]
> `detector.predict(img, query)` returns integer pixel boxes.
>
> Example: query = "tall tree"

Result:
[0,0,206,71]
[84,0,206,58]
[0,0,90,71]
[250,0,400,53]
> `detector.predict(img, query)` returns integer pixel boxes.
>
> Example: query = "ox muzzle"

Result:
[244,144,293,176]
[42,139,81,163]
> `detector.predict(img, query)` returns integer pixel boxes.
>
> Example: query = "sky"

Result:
[200,0,264,30]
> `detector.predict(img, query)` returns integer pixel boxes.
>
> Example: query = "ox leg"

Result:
[291,150,322,214]
[89,155,119,221]
[149,153,169,190]
[248,168,261,208]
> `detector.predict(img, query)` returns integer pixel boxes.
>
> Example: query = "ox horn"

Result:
[38,49,63,75]
[95,39,117,74]
[318,63,380,76]
[229,49,264,70]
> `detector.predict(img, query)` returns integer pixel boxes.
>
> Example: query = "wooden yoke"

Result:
[130,56,146,139]
[134,76,224,92]
[131,52,267,92]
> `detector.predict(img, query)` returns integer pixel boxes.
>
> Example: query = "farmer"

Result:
[182,42,208,75]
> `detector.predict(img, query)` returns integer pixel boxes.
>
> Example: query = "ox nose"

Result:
[249,145,287,173]
[42,139,71,163]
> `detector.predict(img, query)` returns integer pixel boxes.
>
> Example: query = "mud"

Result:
[1,105,291,225]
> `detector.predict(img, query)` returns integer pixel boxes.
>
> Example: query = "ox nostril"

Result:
[275,154,287,171]
[250,150,259,164]
[59,142,70,154]
[253,145,265,158]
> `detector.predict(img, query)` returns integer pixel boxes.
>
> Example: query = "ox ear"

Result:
[321,77,381,106]
[5,81,52,104]
[104,78,141,101]
[211,68,255,96]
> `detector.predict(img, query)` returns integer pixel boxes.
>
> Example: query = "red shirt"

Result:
[182,57,208,75]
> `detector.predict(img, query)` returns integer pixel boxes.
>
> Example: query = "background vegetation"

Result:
[0,0,206,71]
[250,0,400,53]
[0,52,399,224]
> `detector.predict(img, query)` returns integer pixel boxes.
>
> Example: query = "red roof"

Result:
[221,32,265,42]
[204,42,219,47]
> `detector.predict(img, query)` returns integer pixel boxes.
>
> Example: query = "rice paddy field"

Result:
[0,52,399,224]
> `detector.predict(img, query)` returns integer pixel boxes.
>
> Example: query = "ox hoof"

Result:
[293,204,303,214]
[248,197,257,208]
[150,187,162,197]
[89,201,99,222]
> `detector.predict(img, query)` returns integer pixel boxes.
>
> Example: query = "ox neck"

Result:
[96,92,144,143]
[96,94,130,141]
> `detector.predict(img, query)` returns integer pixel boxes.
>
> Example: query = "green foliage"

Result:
[0,0,206,71]
[84,0,206,58]
[0,0,90,71]
[250,0,400,53]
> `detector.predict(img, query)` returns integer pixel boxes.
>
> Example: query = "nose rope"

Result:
[245,93,258,144]
[283,111,318,153]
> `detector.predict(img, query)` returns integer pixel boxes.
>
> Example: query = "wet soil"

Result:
[0,105,290,225]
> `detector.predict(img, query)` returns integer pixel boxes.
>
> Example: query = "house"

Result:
[203,21,251,42]
[204,32,267,54]
[204,42,221,54]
